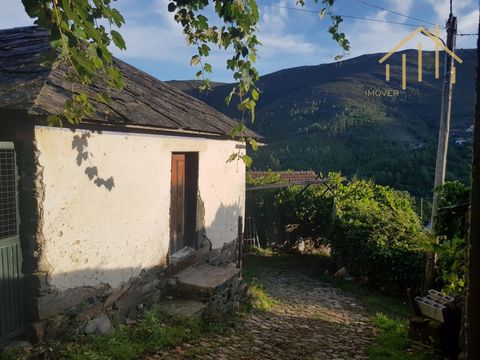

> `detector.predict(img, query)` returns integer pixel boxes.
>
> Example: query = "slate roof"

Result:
[248,170,318,183]
[0,26,260,139]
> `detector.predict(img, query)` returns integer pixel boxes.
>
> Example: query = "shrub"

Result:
[331,178,429,290]
[434,181,470,294]
[247,172,429,290]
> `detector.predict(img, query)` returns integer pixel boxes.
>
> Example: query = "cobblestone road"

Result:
[148,261,375,360]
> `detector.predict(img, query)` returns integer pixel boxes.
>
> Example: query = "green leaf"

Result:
[249,138,259,151]
[227,153,238,163]
[252,88,259,101]
[203,63,212,73]
[111,30,126,50]
[241,154,253,167]
[319,8,327,19]
[190,55,201,65]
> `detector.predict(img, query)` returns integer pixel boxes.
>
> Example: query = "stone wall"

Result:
[204,273,250,320]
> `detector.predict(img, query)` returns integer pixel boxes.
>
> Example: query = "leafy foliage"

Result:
[247,173,429,290]
[20,0,350,166]
[330,177,429,290]
[434,181,471,294]
[22,0,126,125]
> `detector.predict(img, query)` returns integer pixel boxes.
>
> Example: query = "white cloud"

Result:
[425,0,477,24]
[458,8,479,34]
[257,0,322,60]
[110,0,193,63]
[0,0,33,29]
[261,0,289,32]
[391,0,414,16]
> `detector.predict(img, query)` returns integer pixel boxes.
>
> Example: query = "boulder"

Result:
[84,313,114,335]
[334,267,350,278]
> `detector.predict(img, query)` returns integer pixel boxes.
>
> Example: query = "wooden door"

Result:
[170,153,186,254]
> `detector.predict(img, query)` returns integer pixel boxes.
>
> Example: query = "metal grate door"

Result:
[0,142,24,342]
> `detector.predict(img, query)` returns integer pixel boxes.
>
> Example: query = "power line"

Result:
[349,0,439,27]
[258,2,431,28]
[259,1,476,37]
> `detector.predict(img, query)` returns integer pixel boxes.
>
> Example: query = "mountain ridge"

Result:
[168,49,476,198]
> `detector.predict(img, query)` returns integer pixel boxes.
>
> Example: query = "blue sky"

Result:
[1,0,478,82]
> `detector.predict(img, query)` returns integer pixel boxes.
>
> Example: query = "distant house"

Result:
[0,26,259,342]
[248,170,318,184]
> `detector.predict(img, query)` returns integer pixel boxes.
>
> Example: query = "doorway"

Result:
[170,152,198,255]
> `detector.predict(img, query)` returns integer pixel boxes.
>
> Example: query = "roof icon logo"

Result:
[379,25,463,90]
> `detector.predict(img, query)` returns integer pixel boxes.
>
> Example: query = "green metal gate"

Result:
[0,142,25,342]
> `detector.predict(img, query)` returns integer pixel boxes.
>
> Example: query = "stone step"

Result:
[156,297,207,320]
[173,264,241,298]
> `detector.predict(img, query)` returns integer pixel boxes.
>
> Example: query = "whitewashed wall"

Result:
[34,126,245,290]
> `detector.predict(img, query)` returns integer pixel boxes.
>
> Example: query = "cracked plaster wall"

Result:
[34,126,245,291]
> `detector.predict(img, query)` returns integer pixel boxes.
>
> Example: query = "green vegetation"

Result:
[247,173,430,291]
[434,181,471,294]
[368,313,434,360]
[246,281,275,312]
[173,48,476,198]
[8,303,236,360]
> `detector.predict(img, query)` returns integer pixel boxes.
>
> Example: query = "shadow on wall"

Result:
[43,266,145,291]
[71,132,115,191]
[204,203,242,247]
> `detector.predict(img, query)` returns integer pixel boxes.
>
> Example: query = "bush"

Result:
[434,181,470,294]
[247,172,429,290]
[331,177,429,290]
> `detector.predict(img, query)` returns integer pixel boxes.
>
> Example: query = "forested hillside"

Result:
[169,49,476,198]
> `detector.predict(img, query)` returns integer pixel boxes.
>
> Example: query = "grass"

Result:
[247,281,275,312]
[368,313,436,360]
[9,301,238,360]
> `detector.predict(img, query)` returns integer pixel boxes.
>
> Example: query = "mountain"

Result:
[168,49,476,198]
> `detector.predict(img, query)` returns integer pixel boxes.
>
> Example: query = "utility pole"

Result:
[424,11,457,292]
[431,13,457,227]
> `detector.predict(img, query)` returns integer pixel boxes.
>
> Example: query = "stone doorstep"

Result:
[173,264,241,298]
[168,246,197,275]
[156,297,207,320]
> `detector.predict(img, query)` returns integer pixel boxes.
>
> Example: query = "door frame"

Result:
[169,152,199,256]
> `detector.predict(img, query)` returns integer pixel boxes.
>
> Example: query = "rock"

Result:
[77,302,104,321]
[343,276,355,282]
[4,340,33,352]
[293,238,305,253]
[84,313,114,335]
[166,277,179,289]
[334,267,350,278]
[104,284,131,308]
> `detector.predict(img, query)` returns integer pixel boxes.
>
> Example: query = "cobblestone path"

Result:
[148,262,375,360]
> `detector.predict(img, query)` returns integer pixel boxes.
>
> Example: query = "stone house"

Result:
[0,26,258,342]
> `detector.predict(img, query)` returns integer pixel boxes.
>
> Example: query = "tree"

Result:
[20,0,349,162]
